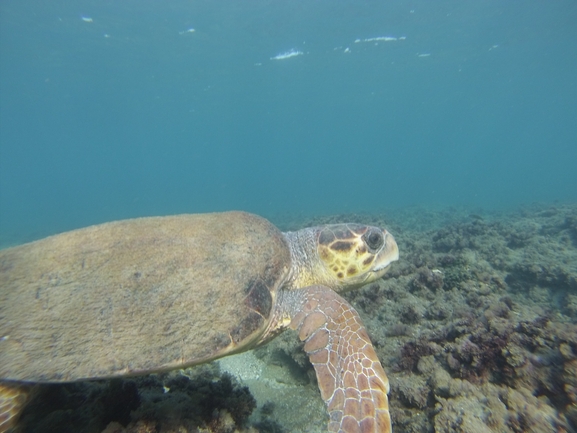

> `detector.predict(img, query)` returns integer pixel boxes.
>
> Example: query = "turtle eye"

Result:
[363,229,384,251]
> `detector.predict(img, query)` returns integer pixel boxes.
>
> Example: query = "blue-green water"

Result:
[1,0,576,242]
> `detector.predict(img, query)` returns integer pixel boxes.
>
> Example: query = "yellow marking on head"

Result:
[315,224,399,291]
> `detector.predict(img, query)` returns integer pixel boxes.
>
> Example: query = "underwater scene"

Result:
[0,0,576,432]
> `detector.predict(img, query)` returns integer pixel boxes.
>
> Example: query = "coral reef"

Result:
[16,203,577,432]
[19,365,257,433]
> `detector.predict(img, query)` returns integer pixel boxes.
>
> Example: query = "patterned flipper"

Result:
[0,383,32,433]
[284,285,392,433]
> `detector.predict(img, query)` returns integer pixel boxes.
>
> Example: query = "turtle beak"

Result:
[372,230,399,275]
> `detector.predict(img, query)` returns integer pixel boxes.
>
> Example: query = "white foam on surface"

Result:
[270,49,303,60]
[355,36,406,43]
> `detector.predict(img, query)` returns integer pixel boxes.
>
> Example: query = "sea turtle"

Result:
[0,211,398,433]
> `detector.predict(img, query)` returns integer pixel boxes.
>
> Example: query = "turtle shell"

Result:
[0,211,290,382]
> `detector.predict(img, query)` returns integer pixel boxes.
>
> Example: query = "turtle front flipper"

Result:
[284,285,392,433]
[0,383,34,433]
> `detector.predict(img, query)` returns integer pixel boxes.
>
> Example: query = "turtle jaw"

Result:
[371,231,399,275]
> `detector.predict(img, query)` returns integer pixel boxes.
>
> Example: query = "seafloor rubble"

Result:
[15,202,577,433]
[18,364,262,433]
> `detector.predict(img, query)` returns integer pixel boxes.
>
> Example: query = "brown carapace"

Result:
[0,211,398,432]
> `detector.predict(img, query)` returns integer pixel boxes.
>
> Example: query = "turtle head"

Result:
[313,224,399,292]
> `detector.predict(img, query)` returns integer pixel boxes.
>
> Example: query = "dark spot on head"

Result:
[333,227,355,240]
[362,257,374,266]
[332,241,353,252]
[337,272,344,279]
[245,279,273,318]
[347,267,358,276]
[319,230,336,245]
[350,224,368,236]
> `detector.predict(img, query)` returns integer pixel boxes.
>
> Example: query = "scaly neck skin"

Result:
[283,228,334,290]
